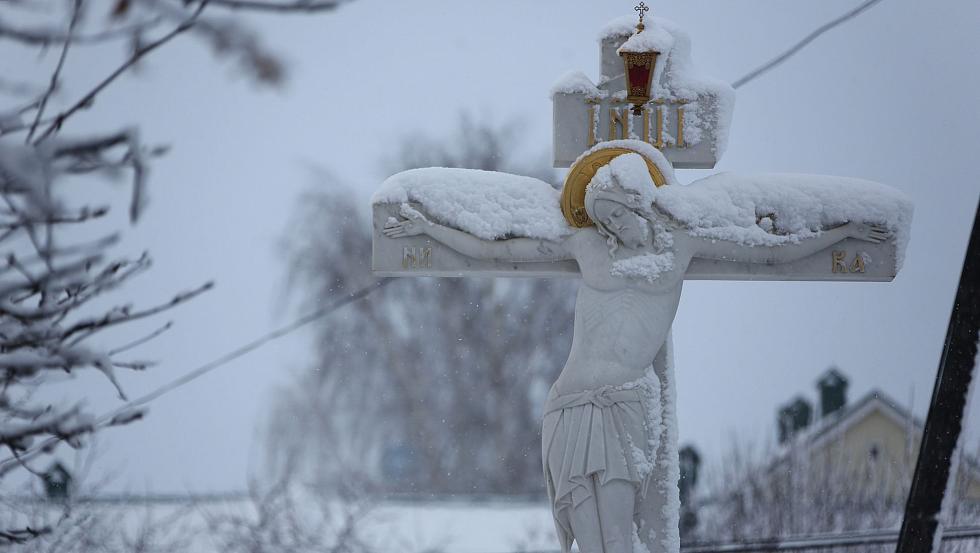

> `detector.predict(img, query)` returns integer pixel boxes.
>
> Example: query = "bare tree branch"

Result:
[108,321,172,355]
[25,0,83,143]
[0,525,52,545]
[64,280,214,345]
[0,278,389,477]
[0,0,358,541]
[205,0,345,13]
[0,15,163,47]
[34,1,210,143]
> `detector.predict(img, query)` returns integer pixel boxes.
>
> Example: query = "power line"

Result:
[732,0,887,89]
[103,278,392,418]
[0,278,393,475]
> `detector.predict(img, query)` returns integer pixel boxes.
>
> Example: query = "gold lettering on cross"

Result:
[655,106,665,148]
[642,107,650,145]
[402,246,432,269]
[588,104,598,147]
[609,108,627,141]
[850,253,866,273]
[583,103,690,150]
[832,251,848,273]
[676,106,686,148]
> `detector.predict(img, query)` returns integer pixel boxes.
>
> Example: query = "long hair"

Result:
[593,220,621,256]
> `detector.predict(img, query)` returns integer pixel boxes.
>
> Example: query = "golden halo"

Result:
[560,147,667,228]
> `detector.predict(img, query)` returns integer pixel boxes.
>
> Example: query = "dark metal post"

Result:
[896,198,980,553]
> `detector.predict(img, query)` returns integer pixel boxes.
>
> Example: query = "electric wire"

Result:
[0,278,393,475]
[732,0,886,89]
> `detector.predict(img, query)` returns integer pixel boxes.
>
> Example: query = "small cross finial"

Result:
[634,2,650,30]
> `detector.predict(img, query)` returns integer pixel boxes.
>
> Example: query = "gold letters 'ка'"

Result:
[560,147,667,228]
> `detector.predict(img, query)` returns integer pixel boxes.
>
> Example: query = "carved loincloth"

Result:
[541,385,652,553]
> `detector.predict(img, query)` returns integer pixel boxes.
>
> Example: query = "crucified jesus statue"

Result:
[382,153,890,553]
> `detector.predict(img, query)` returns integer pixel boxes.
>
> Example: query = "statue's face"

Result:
[592,198,650,250]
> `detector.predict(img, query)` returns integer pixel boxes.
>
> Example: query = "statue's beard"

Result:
[596,214,675,260]
[596,220,652,257]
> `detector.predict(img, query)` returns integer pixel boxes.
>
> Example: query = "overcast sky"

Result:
[6,0,979,494]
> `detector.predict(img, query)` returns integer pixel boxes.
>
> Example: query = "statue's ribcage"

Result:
[580,289,662,362]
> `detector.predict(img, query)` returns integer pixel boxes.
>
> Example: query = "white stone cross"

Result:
[370,15,911,553]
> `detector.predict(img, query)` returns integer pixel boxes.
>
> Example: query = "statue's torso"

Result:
[552,229,689,395]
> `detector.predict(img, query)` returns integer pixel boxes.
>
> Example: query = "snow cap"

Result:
[373,167,574,241]
[550,70,605,100]
[585,153,658,223]
[617,22,674,54]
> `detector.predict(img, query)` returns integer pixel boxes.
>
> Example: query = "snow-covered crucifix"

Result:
[371,11,912,553]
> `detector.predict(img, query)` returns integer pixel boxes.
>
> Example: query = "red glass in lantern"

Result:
[620,51,659,115]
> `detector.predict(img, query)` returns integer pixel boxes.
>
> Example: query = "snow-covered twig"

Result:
[108,321,173,355]
[34,2,210,144]
[0,278,389,478]
[25,0,83,143]
[0,14,163,47]
[205,0,346,12]
[0,0,354,545]
[138,0,286,85]
[0,525,52,545]
[63,281,214,345]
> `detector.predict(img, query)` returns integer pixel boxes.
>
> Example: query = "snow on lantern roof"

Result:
[598,15,644,41]
[594,16,732,102]
[616,21,674,54]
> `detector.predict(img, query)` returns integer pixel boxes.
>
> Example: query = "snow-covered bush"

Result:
[0,0,348,545]
[204,451,376,553]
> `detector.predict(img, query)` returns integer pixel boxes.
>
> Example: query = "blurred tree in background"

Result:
[268,115,577,495]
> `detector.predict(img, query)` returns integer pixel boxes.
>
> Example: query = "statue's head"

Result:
[586,188,651,251]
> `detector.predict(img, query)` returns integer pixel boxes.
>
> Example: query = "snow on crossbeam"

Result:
[371,167,911,281]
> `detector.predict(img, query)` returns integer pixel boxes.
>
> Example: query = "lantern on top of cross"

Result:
[620,3,661,115]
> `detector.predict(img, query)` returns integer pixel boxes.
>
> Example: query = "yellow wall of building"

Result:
[966,477,980,501]
[808,405,980,502]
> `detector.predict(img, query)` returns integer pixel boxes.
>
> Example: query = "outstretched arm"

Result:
[686,222,891,264]
[382,205,572,262]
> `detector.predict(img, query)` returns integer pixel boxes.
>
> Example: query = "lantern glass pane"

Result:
[628,62,652,97]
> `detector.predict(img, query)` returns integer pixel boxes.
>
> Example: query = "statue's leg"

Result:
[596,479,639,553]
[569,476,636,553]
[568,481,604,553]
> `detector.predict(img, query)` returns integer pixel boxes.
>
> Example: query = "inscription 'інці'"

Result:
[588,103,688,150]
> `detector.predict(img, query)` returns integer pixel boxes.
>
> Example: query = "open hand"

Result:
[382,204,431,238]
[847,222,892,243]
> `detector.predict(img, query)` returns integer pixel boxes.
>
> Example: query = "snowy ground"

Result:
[364,499,557,553]
[11,496,559,553]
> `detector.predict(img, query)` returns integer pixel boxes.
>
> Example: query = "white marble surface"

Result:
[373,203,898,281]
